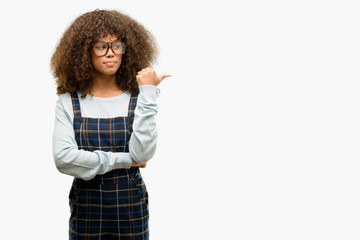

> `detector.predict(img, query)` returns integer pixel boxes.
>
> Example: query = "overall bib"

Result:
[69,92,149,240]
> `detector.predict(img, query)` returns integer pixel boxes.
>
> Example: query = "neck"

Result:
[90,73,123,97]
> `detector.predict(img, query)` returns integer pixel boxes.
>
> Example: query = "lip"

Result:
[103,61,116,66]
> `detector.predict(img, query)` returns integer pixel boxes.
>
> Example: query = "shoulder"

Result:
[57,92,73,107]
[58,92,72,101]
[56,92,74,117]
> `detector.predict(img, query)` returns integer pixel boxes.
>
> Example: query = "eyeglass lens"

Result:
[93,41,125,56]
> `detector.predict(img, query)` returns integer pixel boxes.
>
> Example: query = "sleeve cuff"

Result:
[113,153,132,169]
[139,85,158,99]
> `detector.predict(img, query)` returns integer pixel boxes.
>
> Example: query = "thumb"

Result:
[159,73,172,82]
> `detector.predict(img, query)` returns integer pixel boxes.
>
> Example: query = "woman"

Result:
[51,9,170,239]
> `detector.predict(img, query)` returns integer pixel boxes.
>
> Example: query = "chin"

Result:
[105,70,118,75]
[100,68,119,76]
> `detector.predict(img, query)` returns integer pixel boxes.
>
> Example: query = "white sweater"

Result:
[52,85,158,180]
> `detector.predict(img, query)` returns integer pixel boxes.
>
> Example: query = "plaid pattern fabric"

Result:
[69,92,149,240]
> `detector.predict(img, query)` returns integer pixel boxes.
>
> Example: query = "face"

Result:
[91,34,123,77]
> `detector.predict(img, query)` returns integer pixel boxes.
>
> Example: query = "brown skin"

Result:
[51,9,171,167]
[136,67,171,86]
[90,35,124,98]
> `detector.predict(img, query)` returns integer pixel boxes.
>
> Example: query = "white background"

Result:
[0,0,359,239]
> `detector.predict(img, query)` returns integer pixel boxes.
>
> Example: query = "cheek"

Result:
[91,54,100,69]
[92,59,103,72]
[116,55,123,65]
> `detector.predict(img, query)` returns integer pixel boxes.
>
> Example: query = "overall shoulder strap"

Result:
[127,92,139,130]
[70,92,82,118]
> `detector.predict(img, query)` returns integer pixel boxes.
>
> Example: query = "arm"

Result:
[52,96,132,180]
[129,68,171,163]
[128,85,159,163]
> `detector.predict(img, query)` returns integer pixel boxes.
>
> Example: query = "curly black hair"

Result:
[51,9,158,95]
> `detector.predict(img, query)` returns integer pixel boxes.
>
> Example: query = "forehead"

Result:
[97,34,119,42]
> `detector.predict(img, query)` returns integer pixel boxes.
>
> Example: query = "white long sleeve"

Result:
[52,85,158,180]
[129,85,158,163]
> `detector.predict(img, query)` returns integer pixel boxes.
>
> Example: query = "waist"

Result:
[75,167,140,185]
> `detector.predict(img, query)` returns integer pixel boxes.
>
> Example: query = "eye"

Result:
[94,44,107,50]
[112,42,122,50]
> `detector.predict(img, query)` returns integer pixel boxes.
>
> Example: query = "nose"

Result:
[106,47,115,56]
[105,42,115,56]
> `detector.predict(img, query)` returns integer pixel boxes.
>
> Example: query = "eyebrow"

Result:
[95,40,121,44]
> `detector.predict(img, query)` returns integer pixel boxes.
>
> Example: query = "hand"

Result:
[136,67,171,86]
[132,160,147,168]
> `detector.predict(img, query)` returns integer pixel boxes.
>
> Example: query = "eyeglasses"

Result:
[92,40,126,56]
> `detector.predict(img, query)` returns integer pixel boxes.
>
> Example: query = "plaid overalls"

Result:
[69,92,149,240]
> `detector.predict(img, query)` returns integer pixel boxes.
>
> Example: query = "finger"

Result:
[138,68,147,73]
[139,67,151,73]
[136,71,145,77]
[159,73,172,82]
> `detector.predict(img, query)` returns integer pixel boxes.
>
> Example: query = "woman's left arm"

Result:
[129,85,159,163]
[129,68,171,163]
